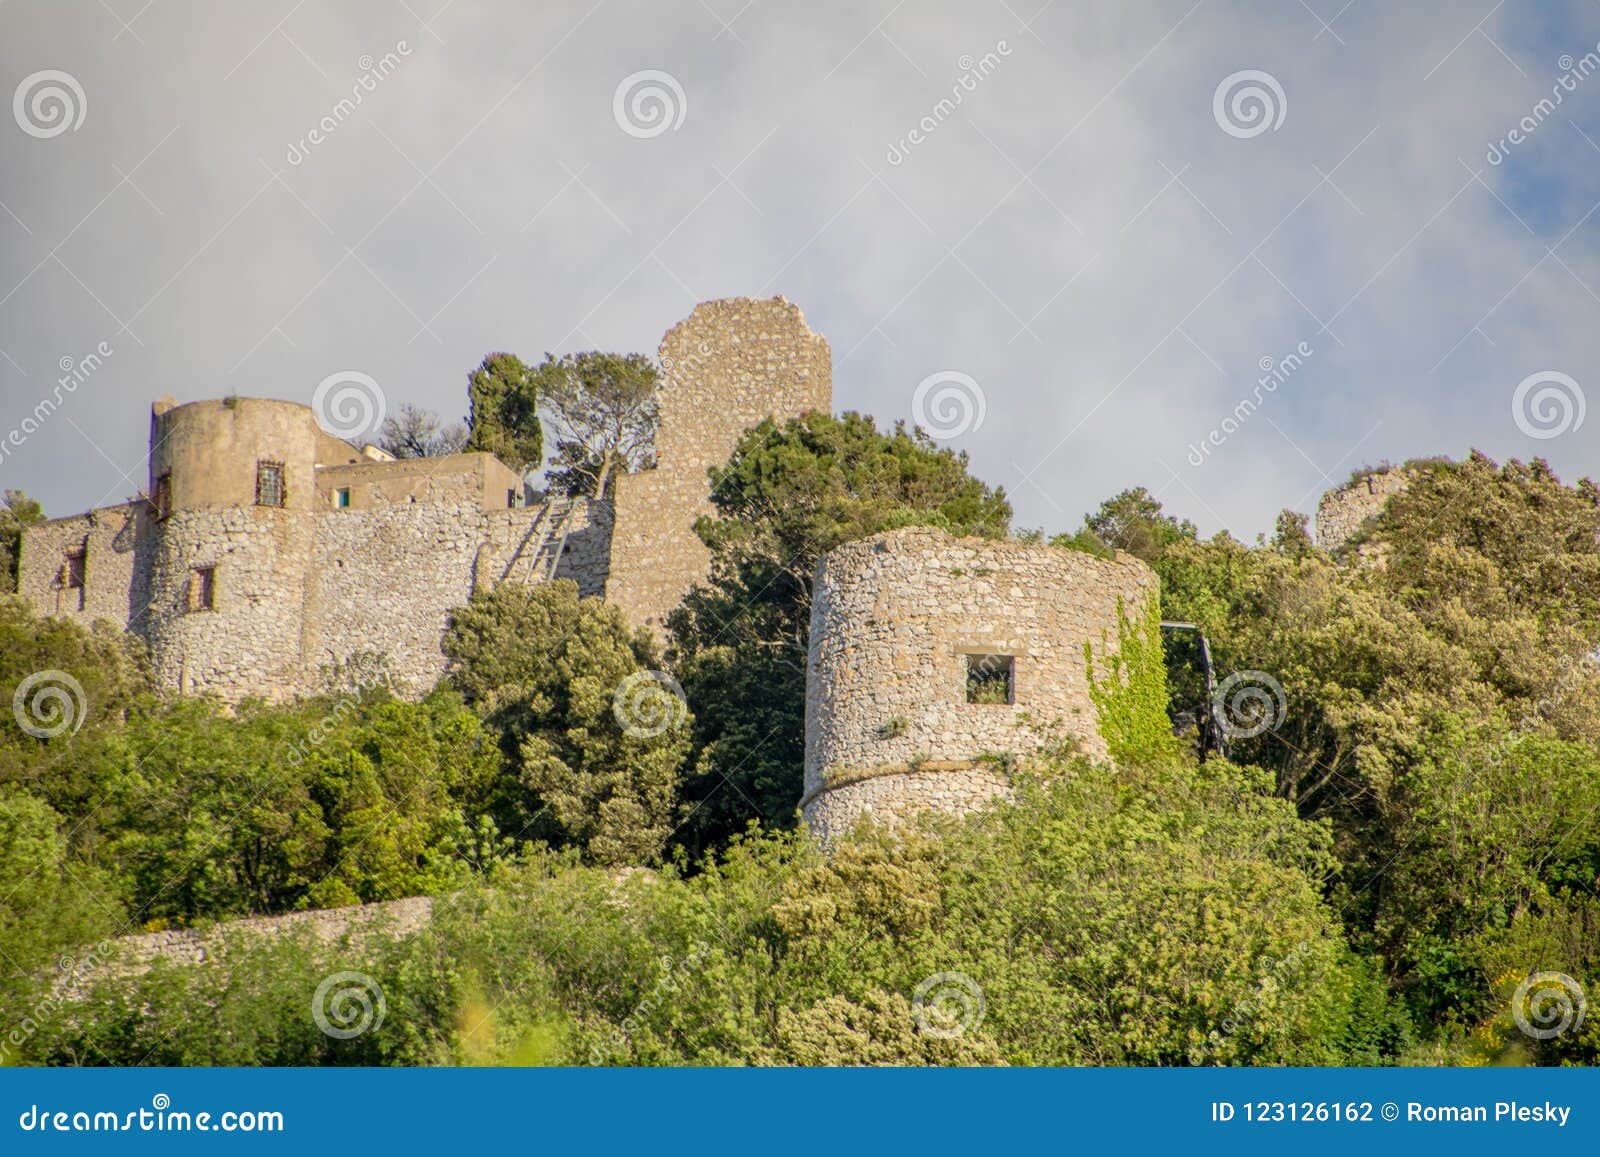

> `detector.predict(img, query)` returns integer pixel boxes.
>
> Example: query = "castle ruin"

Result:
[801,528,1157,840]
[17,296,831,701]
[1314,467,1412,554]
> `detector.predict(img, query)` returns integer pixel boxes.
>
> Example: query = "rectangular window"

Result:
[965,653,1015,705]
[334,487,351,509]
[190,566,216,612]
[63,548,86,590]
[152,472,172,520]
[255,460,286,508]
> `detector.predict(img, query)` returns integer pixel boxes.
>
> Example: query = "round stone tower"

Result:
[141,397,345,700]
[802,527,1158,841]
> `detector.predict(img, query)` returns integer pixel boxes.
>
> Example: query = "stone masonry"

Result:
[607,297,831,633]
[802,527,1158,840]
[17,297,827,701]
[1314,467,1412,554]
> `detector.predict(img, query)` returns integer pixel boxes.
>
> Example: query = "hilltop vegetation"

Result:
[1,443,1597,1067]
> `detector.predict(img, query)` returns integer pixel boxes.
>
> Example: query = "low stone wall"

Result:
[64,897,434,995]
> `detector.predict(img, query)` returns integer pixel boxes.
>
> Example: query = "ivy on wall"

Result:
[1085,594,1181,765]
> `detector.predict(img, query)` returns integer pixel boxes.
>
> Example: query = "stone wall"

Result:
[1314,468,1412,553]
[802,527,1158,839]
[607,296,831,633]
[309,496,610,697]
[315,451,521,512]
[61,897,434,996]
[141,505,316,700]
[17,502,147,629]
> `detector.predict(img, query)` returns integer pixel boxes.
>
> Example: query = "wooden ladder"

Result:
[503,500,575,586]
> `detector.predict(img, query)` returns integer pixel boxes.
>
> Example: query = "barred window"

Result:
[256,460,286,508]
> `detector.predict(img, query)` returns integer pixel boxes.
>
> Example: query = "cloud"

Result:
[1,0,1597,539]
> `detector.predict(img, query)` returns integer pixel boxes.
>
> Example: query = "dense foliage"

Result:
[2,439,1597,1068]
[442,581,688,865]
[0,490,44,593]
[464,352,543,476]
[17,753,1383,1067]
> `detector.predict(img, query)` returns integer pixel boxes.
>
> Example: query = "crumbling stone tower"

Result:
[1314,467,1412,556]
[802,527,1158,840]
[605,297,831,633]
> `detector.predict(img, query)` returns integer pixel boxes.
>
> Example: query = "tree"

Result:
[465,353,543,476]
[0,594,150,808]
[668,411,1011,854]
[70,689,503,922]
[1121,453,1600,1028]
[0,490,44,594]
[0,788,121,1025]
[28,753,1378,1067]
[379,404,468,459]
[1055,486,1197,563]
[442,581,689,865]
[535,352,660,498]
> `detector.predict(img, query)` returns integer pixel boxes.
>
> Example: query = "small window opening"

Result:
[63,548,86,590]
[190,566,216,612]
[152,472,172,520]
[334,487,351,509]
[965,653,1015,705]
[255,460,286,508]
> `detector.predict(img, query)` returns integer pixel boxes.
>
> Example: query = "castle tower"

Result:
[802,527,1158,841]
[140,397,356,700]
[605,296,831,633]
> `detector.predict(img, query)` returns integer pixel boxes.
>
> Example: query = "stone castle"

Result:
[18,295,1416,839]
[19,296,830,702]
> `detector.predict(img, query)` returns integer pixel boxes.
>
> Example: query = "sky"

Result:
[1,0,1598,540]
